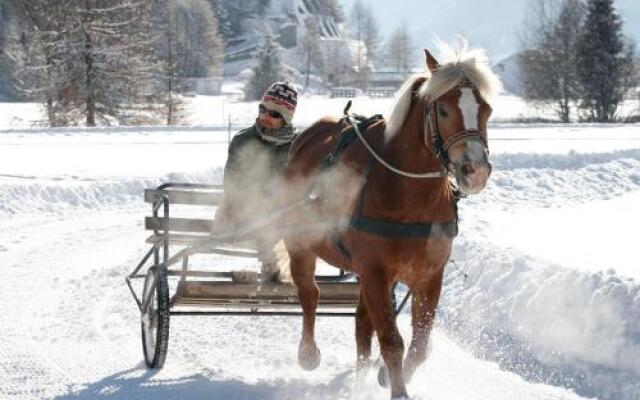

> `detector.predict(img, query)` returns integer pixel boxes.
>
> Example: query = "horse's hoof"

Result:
[298,342,321,371]
[377,364,390,388]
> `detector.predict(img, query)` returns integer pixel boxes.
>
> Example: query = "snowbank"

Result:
[441,241,640,400]
[0,168,223,218]
[439,149,640,400]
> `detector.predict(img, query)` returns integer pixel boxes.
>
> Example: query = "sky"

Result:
[338,0,640,62]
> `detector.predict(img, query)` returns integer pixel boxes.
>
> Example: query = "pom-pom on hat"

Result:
[260,81,298,125]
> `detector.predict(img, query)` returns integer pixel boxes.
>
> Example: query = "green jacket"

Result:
[219,125,293,228]
[224,125,292,188]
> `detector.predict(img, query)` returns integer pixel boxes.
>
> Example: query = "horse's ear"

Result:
[424,49,439,73]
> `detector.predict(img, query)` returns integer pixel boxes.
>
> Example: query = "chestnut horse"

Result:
[282,43,501,399]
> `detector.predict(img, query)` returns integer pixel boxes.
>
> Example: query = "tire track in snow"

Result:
[0,208,146,398]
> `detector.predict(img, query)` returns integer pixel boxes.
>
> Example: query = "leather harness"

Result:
[320,109,460,262]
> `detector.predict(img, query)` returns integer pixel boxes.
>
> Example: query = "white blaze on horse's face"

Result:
[459,88,479,130]
[446,88,492,195]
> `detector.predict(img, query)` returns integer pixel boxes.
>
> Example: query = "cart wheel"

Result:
[141,265,170,368]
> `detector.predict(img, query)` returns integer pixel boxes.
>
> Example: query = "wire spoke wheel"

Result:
[141,265,170,368]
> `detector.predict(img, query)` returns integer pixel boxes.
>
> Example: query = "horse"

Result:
[281,41,501,399]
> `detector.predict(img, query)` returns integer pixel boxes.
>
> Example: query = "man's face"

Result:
[258,104,285,130]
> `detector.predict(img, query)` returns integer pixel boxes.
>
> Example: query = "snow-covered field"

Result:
[0,94,639,400]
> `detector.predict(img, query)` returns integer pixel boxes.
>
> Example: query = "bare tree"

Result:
[385,25,415,73]
[518,0,586,122]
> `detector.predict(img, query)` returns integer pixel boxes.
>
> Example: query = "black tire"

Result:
[141,265,170,368]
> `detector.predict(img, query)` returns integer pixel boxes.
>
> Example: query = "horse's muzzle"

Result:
[457,161,492,195]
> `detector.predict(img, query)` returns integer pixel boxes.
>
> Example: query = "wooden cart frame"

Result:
[125,183,390,369]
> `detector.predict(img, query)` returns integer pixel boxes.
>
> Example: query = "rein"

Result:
[344,89,488,180]
[343,101,447,179]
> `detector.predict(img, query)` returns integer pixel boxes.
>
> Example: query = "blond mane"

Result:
[385,38,502,142]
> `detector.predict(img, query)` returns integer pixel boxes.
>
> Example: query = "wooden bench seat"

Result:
[175,281,360,307]
[145,188,223,206]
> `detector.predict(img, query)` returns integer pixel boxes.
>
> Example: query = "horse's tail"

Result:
[271,239,292,284]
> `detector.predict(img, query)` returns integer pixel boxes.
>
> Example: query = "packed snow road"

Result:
[0,207,585,400]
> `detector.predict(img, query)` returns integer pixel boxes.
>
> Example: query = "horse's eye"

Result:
[438,106,448,118]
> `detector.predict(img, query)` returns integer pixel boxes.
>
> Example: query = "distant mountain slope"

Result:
[220,0,359,77]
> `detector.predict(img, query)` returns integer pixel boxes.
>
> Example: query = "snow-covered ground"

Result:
[0,95,639,400]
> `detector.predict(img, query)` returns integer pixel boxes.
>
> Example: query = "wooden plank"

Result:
[177,281,360,303]
[145,217,214,233]
[146,233,209,244]
[173,298,358,309]
[146,234,259,257]
[145,189,224,206]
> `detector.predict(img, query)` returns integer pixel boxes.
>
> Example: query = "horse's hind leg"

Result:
[362,271,408,399]
[356,292,374,370]
[287,247,321,370]
[403,267,445,383]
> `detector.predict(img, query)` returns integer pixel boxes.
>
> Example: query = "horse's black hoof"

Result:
[377,364,390,388]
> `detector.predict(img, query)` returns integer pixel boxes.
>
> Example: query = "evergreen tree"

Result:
[173,0,223,78]
[211,0,247,38]
[385,25,415,73]
[73,0,159,126]
[244,36,287,101]
[0,1,7,50]
[209,0,233,40]
[575,0,637,121]
[0,1,17,98]
[152,0,224,125]
[362,4,380,64]
[348,0,379,66]
[298,18,324,89]
[317,0,345,23]
[7,0,159,126]
[152,0,182,125]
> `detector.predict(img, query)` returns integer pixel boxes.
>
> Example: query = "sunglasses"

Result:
[259,104,282,119]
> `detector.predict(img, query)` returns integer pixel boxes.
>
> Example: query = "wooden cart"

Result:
[125,183,361,368]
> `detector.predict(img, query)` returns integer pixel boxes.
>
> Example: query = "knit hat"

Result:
[260,81,298,126]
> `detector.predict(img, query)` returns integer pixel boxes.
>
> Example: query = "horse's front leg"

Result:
[287,247,321,370]
[355,291,374,370]
[404,266,445,383]
[362,270,408,399]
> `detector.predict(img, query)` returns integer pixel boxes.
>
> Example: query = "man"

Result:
[214,81,298,282]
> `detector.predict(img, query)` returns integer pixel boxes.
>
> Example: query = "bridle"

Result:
[424,95,490,174]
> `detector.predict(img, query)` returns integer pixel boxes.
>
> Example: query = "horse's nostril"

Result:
[461,164,475,175]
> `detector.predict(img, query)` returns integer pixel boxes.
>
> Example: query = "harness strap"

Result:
[322,104,459,263]
[322,112,384,169]
[351,215,458,239]
[349,156,458,239]
[329,155,458,263]
[330,229,352,262]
